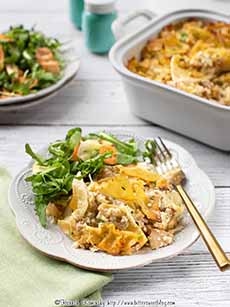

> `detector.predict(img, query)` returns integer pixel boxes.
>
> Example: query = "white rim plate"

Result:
[0,41,80,108]
[0,69,78,111]
[8,131,215,271]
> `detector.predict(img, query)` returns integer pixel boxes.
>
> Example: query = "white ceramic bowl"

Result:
[109,9,230,151]
[8,131,215,272]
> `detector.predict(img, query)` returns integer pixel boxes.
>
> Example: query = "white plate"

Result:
[0,42,80,108]
[0,71,77,111]
[8,131,215,272]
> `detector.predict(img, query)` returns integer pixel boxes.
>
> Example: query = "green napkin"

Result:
[0,167,112,307]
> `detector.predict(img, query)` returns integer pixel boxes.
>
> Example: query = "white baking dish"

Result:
[109,9,230,151]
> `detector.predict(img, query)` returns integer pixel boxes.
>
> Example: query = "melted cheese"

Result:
[119,165,159,182]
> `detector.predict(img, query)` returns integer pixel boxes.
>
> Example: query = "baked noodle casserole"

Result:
[127,19,230,106]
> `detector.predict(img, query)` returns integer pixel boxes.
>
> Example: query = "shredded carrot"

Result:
[72,144,80,161]
[99,145,117,165]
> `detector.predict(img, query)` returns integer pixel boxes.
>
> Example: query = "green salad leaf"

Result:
[25,143,45,165]
[143,140,157,165]
[66,127,82,150]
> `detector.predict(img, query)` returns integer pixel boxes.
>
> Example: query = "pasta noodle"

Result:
[54,164,184,255]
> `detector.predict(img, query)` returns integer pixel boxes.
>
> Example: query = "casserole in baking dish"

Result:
[127,19,230,106]
[109,9,230,150]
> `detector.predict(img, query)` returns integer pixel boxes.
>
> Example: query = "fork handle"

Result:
[176,184,230,271]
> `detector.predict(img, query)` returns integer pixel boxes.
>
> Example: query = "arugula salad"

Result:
[25,128,156,227]
[0,25,64,99]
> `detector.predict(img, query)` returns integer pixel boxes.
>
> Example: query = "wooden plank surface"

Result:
[1,0,230,306]
[103,253,230,307]
[0,81,144,125]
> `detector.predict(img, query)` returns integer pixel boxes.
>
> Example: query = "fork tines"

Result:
[155,137,171,161]
[154,137,180,175]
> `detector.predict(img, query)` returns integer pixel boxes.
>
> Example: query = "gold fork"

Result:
[154,137,230,271]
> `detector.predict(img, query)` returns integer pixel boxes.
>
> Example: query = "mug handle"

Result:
[112,9,157,40]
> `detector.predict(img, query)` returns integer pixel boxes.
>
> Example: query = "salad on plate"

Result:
[0,25,64,99]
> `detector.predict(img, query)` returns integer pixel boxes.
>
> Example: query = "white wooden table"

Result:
[1,1,230,306]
